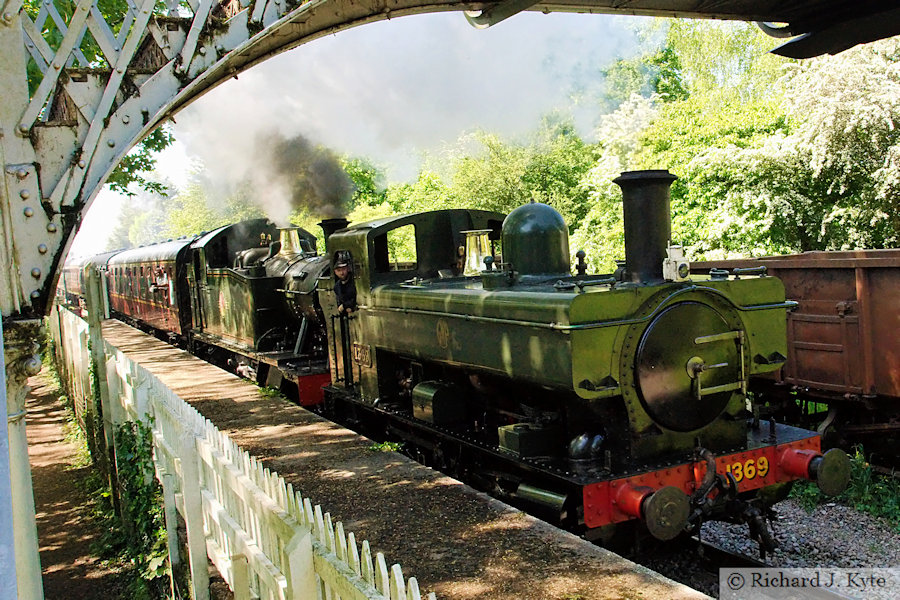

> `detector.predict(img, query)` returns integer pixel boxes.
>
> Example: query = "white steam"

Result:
[171,11,643,187]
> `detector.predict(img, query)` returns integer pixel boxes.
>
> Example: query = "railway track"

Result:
[694,537,769,570]
[656,537,862,599]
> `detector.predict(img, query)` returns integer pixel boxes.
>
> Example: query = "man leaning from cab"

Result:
[333,250,357,315]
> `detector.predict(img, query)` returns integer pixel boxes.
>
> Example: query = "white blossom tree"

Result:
[687,37,900,252]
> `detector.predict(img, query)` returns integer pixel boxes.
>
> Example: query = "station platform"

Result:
[101,318,709,600]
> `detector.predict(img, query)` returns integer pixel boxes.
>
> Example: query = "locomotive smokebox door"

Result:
[636,301,741,432]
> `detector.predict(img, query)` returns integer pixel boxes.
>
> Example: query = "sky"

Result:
[71,11,649,256]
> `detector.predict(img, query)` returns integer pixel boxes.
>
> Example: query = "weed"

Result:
[257,385,282,398]
[62,409,92,469]
[112,419,171,598]
[789,446,900,530]
[368,441,403,453]
[74,418,172,599]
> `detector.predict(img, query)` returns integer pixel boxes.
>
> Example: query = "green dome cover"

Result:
[502,203,570,277]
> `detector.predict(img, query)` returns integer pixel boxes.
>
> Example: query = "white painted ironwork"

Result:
[3,0,495,320]
[52,304,435,599]
[0,317,20,600]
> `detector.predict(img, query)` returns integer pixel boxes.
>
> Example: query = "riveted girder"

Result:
[1,0,898,320]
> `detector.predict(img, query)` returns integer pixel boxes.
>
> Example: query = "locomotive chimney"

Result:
[614,170,677,284]
[319,217,349,253]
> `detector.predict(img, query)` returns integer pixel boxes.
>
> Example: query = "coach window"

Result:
[166,267,175,305]
[373,225,417,273]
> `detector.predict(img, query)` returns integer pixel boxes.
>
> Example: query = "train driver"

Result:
[333,251,357,315]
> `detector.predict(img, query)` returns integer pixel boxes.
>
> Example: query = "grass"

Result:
[256,385,283,398]
[367,441,403,453]
[790,446,900,531]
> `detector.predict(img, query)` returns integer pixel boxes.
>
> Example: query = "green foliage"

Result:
[617,22,794,258]
[367,441,403,453]
[680,38,900,253]
[106,129,175,198]
[380,171,455,216]
[662,20,786,100]
[163,183,233,239]
[47,354,170,599]
[106,202,148,251]
[645,45,689,102]
[103,419,170,598]
[257,385,282,398]
[603,42,688,106]
[342,157,387,208]
[790,447,900,531]
[444,118,596,230]
[108,19,900,264]
[85,344,108,471]
[571,95,659,272]
[579,21,900,258]
[618,24,900,255]
[109,181,269,250]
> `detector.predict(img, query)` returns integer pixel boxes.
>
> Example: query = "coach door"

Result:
[190,250,206,330]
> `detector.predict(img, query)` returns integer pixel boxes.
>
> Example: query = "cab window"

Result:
[374,225,417,272]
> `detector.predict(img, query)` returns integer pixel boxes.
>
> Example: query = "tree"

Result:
[105,128,174,197]
[383,171,454,214]
[572,95,659,272]
[442,118,596,229]
[602,41,688,107]
[162,182,265,240]
[342,157,387,209]
[686,37,900,252]
[583,20,796,259]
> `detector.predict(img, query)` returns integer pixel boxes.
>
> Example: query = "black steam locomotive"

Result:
[62,170,851,550]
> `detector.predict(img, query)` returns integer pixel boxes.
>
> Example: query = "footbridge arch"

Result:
[1,0,898,597]
[1,0,899,319]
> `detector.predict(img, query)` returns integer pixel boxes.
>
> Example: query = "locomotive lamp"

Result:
[460,229,493,276]
[662,244,690,282]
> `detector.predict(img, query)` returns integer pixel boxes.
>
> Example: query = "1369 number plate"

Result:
[352,343,372,367]
[725,456,770,482]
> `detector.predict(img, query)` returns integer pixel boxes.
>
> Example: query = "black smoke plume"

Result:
[259,132,354,220]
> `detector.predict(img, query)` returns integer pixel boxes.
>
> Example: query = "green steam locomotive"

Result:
[65,169,850,550]
[319,170,850,549]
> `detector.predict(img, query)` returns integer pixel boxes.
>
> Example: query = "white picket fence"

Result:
[51,305,434,600]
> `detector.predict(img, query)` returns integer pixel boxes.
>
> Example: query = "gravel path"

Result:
[642,499,900,597]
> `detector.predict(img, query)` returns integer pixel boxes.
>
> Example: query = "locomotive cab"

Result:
[320,209,505,389]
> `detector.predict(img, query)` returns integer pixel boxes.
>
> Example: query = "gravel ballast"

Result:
[643,498,900,597]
